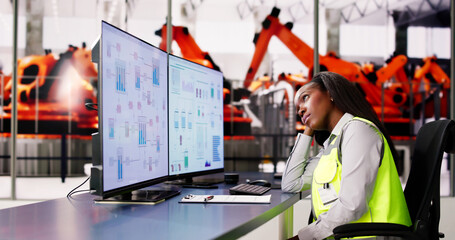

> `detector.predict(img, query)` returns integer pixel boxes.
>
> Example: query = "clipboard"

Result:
[179,194,271,204]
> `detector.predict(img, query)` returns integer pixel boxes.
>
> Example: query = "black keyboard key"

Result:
[229,183,271,195]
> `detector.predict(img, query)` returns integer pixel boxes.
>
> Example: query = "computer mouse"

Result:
[248,179,271,187]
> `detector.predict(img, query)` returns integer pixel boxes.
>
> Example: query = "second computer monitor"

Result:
[168,55,224,179]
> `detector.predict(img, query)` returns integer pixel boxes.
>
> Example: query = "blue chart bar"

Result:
[118,67,121,91]
[118,156,123,180]
[136,76,140,89]
[181,112,186,129]
[135,67,140,89]
[139,122,146,145]
[119,72,121,91]
[116,75,119,90]
[109,118,115,138]
[109,127,114,138]
[153,67,159,86]
[212,136,221,162]
[117,65,126,92]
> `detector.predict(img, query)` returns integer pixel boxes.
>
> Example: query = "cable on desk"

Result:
[67,190,91,199]
[67,176,91,199]
[85,103,98,111]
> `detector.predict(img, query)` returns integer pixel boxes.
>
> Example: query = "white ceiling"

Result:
[0,0,451,26]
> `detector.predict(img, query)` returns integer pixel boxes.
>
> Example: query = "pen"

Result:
[184,194,194,199]
[204,195,214,202]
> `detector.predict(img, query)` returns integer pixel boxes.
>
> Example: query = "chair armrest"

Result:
[333,223,416,240]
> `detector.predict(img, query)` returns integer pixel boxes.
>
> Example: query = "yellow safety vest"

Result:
[311,117,412,226]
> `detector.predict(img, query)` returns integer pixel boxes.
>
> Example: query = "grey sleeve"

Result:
[281,133,322,193]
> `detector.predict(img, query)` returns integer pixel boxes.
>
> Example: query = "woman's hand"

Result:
[303,125,314,137]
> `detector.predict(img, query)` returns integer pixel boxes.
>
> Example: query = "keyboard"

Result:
[229,183,271,195]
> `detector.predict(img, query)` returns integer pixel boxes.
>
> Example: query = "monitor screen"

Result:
[100,21,168,196]
[168,54,224,179]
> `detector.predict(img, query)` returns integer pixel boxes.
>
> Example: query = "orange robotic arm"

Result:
[415,56,450,89]
[244,7,405,109]
[375,54,408,86]
[413,56,451,118]
[413,55,451,93]
[2,52,57,104]
[244,7,365,87]
[155,25,220,71]
[244,7,314,88]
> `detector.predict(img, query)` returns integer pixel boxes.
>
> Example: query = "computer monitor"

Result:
[91,21,178,202]
[168,54,224,185]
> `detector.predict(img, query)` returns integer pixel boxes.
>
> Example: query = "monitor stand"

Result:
[167,176,224,189]
[94,185,182,204]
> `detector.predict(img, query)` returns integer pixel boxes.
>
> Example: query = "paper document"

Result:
[179,194,271,204]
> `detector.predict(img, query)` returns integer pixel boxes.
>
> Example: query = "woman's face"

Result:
[296,84,334,131]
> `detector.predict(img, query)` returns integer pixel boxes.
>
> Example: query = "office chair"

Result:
[332,119,455,240]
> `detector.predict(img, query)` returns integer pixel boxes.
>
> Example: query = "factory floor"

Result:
[0,175,90,209]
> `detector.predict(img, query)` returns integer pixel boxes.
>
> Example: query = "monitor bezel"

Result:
[99,20,169,199]
[166,54,225,182]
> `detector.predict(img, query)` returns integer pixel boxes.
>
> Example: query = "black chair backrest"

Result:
[403,119,455,239]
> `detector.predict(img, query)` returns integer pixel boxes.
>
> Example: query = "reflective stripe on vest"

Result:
[311,117,412,226]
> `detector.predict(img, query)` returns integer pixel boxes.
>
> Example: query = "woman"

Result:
[281,72,411,240]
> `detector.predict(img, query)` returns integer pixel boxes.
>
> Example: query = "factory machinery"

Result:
[155,7,450,172]
[0,44,98,178]
[0,8,449,175]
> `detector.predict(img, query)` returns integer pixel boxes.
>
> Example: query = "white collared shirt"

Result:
[282,113,384,240]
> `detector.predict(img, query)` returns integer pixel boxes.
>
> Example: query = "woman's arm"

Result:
[281,133,321,192]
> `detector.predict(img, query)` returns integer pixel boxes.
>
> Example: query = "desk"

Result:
[0,173,301,240]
